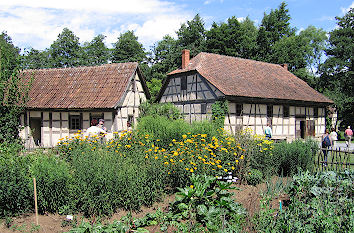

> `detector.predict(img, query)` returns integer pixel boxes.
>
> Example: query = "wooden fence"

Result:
[315,147,354,172]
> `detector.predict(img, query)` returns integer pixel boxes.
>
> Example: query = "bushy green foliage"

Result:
[245,168,263,186]
[0,152,34,217]
[272,139,317,176]
[137,115,220,148]
[30,154,73,214]
[72,175,246,232]
[136,115,189,146]
[254,170,353,233]
[170,174,246,232]
[211,100,228,129]
[139,102,183,120]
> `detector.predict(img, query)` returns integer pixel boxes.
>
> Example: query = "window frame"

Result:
[69,115,81,130]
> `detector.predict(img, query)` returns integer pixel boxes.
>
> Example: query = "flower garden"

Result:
[0,105,352,232]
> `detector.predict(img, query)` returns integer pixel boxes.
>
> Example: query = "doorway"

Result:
[296,117,306,139]
[30,118,41,146]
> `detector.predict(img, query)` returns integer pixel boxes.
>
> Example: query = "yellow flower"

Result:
[217,165,222,168]
[182,135,187,139]
[235,160,239,163]
[190,169,194,173]
[173,151,178,156]
[125,145,131,148]
[224,169,228,172]
[231,166,235,170]
[190,185,194,189]
[164,162,169,165]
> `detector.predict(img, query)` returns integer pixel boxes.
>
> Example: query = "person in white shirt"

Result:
[86,119,106,138]
[329,128,338,148]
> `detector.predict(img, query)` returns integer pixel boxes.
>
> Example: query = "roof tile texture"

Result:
[23,63,138,109]
[169,52,333,104]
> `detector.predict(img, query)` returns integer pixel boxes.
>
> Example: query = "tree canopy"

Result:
[320,8,354,128]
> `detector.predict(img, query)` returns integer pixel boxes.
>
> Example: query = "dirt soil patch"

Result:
[0,177,290,233]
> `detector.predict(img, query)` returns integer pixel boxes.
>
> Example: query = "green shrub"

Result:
[254,170,353,232]
[69,147,167,216]
[136,115,190,146]
[139,102,182,120]
[245,168,263,186]
[0,153,33,217]
[30,154,73,214]
[272,139,316,176]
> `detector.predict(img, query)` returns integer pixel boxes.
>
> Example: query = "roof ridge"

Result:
[22,62,139,72]
[196,52,283,67]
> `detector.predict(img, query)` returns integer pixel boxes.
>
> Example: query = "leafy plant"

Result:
[245,168,263,186]
[254,170,353,233]
[169,174,246,232]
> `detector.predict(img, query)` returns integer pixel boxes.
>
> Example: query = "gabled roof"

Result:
[23,62,150,109]
[166,52,333,104]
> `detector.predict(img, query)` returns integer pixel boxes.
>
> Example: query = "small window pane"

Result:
[313,108,318,118]
[181,76,187,90]
[201,104,207,114]
[236,104,243,116]
[267,105,273,118]
[283,106,289,118]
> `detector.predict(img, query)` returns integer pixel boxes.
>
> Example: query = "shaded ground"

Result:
[0,177,290,233]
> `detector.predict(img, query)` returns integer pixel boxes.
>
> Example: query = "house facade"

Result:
[157,50,333,141]
[20,63,150,148]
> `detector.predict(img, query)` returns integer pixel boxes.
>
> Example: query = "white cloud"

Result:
[204,0,224,5]
[1,0,176,14]
[341,2,354,14]
[0,0,191,50]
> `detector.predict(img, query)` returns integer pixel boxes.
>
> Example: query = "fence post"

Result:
[33,178,38,225]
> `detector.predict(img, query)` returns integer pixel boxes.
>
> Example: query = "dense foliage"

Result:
[254,170,353,232]
[0,32,30,143]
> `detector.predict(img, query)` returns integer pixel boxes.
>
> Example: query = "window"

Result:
[236,104,243,116]
[267,105,273,118]
[283,106,289,118]
[131,80,136,92]
[313,108,318,118]
[69,115,81,130]
[201,104,207,114]
[181,76,187,90]
[127,115,134,127]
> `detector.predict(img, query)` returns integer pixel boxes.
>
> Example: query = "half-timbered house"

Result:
[20,62,150,148]
[157,50,333,141]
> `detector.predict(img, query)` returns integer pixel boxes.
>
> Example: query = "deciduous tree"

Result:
[48,28,82,68]
[320,8,354,127]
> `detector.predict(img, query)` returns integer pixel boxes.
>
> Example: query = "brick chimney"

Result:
[281,63,288,70]
[182,49,190,69]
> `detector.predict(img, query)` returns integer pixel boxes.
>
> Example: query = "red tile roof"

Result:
[23,63,143,109]
[168,52,333,104]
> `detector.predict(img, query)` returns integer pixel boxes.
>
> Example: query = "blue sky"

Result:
[0,0,353,51]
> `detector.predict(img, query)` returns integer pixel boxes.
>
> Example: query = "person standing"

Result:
[264,123,272,140]
[344,126,353,148]
[329,128,338,148]
[321,129,332,166]
[86,119,107,138]
[98,119,107,131]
